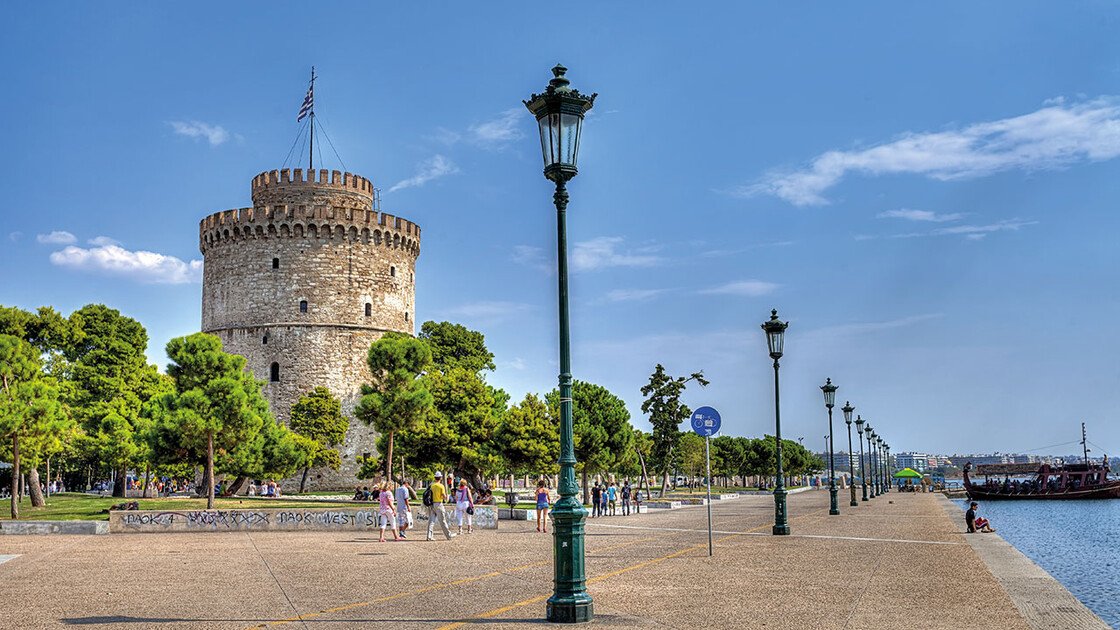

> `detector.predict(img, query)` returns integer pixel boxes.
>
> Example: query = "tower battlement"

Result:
[252,168,374,198]
[198,204,421,255]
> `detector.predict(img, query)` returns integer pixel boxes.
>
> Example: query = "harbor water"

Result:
[955,499,1120,628]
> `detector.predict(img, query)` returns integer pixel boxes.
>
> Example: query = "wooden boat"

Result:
[964,460,1120,500]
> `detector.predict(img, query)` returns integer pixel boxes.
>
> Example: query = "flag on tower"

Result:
[297,74,314,122]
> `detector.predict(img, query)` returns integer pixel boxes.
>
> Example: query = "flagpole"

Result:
[308,67,315,172]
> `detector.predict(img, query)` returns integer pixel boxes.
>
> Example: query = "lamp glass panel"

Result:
[560,113,580,166]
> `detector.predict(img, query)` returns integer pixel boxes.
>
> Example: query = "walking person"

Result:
[607,481,618,516]
[599,483,609,516]
[455,479,475,534]
[378,482,400,542]
[591,482,602,518]
[425,472,454,541]
[621,481,632,516]
[535,479,551,533]
[395,480,414,539]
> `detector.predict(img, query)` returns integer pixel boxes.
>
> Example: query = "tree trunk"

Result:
[384,431,395,481]
[45,458,51,498]
[224,476,247,497]
[142,464,151,498]
[10,435,19,520]
[28,467,45,507]
[299,466,310,493]
[636,446,653,504]
[205,432,215,510]
[581,467,589,506]
[112,465,127,498]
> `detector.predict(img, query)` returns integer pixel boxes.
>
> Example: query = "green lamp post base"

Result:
[547,599,594,624]
[772,488,790,535]
[828,486,840,515]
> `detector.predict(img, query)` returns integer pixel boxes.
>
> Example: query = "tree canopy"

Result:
[290,387,348,492]
[640,364,708,493]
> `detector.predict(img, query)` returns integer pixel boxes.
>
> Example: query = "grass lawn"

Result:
[2,493,369,521]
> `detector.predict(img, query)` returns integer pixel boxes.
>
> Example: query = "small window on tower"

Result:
[262,334,268,345]
[404,311,409,322]
[390,265,396,277]
[272,257,279,269]
[365,303,372,317]
[299,300,308,314]
[270,362,280,382]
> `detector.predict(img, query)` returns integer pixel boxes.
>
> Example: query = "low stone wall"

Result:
[110,506,498,533]
[412,505,497,529]
[0,520,109,535]
[645,500,683,509]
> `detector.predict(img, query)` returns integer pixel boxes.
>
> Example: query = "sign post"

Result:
[691,406,722,557]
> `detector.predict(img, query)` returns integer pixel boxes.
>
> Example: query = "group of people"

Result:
[589,480,637,517]
[247,480,281,497]
[359,472,480,542]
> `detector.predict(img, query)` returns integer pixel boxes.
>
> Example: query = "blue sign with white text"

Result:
[691,406,721,437]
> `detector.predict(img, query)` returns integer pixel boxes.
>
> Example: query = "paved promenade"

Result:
[0,490,1099,629]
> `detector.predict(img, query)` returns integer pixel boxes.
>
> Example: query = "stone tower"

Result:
[198,168,421,489]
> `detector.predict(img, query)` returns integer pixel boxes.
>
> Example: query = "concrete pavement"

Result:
[0,490,1087,629]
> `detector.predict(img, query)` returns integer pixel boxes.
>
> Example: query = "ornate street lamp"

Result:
[873,434,882,493]
[842,401,857,507]
[866,425,877,498]
[884,443,892,493]
[761,309,790,535]
[524,64,596,624]
[855,415,868,502]
[820,378,839,515]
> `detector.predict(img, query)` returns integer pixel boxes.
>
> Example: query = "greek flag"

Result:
[297,80,314,122]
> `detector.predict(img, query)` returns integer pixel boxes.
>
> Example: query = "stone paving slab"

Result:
[0,491,1078,629]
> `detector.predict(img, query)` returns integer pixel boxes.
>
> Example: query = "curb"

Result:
[0,520,109,535]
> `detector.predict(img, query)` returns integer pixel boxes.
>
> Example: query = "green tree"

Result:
[419,321,496,374]
[678,432,706,488]
[355,333,434,481]
[711,435,746,487]
[62,305,164,497]
[156,333,272,509]
[289,387,348,492]
[547,380,634,505]
[424,367,502,487]
[640,364,709,494]
[0,335,66,519]
[494,393,558,485]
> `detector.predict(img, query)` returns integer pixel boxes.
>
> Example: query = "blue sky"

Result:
[3,3,1119,457]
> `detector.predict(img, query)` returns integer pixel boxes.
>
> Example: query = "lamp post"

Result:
[820,378,839,515]
[884,443,891,493]
[877,437,886,495]
[866,425,877,498]
[762,309,790,535]
[874,436,883,496]
[842,402,857,507]
[524,64,596,624]
[855,415,868,502]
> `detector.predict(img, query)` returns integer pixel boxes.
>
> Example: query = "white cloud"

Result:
[87,235,121,246]
[36,231,76,245]
[469,109,525,145]
[931,219,1037,236]
[699,240,795,258]
[8,231,22,242]
[169,120,230,146]
[738,97,1120,205]
[389,154,459,193]
[604,288,670,302]
[807,314,944,337]
[572,237,661,272]
[505,357,527,371]
[49,243,202,284]
[511,245,552,273]
[877,209,965,222]
[699,280,780,297]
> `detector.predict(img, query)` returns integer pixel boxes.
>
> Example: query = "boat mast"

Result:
[1082,422,1090,464]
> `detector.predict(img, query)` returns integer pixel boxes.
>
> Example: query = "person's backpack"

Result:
[422,486,434,507]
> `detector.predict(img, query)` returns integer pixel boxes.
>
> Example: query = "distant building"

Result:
[896,452,929,472]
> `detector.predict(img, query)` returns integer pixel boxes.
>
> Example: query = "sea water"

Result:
[954,499,1120,627]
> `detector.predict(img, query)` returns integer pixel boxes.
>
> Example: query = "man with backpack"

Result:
[424,471,454,541]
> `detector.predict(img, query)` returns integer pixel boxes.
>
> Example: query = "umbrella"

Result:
[893,467,923,479]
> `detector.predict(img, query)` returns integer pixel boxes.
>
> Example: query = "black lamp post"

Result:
[842,401,857,507]
[884,443,891,492]
[524,64,596,624]
[855,415,868,502]
[866,425,877,498]
[761,309,790,535]
[820,378,839,515]
[877,437,886,494]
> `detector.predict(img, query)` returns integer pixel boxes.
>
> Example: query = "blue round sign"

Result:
[691,406,721,437]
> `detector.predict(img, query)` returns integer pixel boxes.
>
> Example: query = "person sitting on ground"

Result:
[353,486,365,501]
[965,501,996,533]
